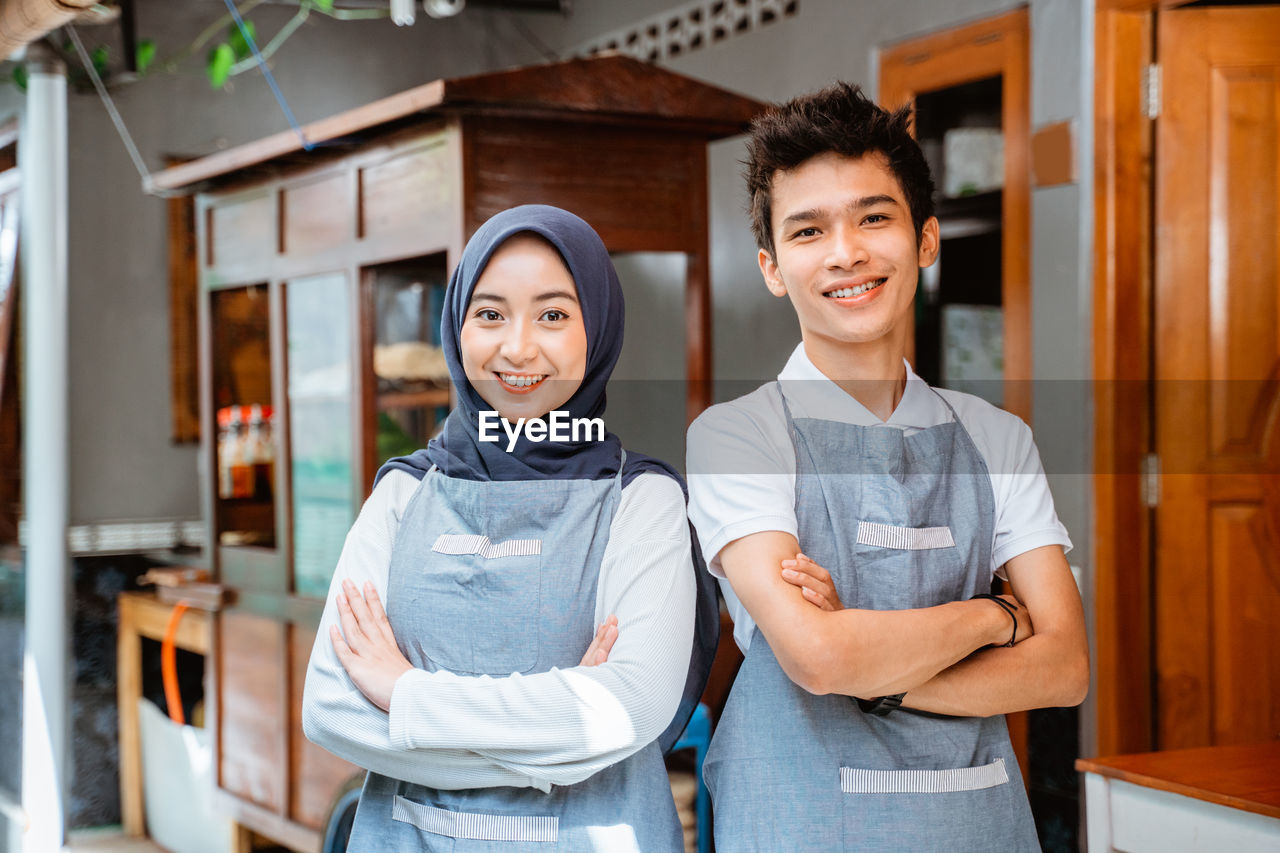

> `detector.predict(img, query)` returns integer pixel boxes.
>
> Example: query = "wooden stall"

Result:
[149,55,761,851]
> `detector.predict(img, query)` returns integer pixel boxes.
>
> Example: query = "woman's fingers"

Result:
[579,615,619,667]
[335,590,369,651]
[361,582,397,646]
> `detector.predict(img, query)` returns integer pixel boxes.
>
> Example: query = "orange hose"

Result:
[161,601,190,725]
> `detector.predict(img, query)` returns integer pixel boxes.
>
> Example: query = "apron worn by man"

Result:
[704,386,1040,852]
[349,457,683,853]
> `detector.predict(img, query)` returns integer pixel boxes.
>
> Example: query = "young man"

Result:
[686,83,1088,851]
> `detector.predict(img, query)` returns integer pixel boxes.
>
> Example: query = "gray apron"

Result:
[348,457,683,852]
[704,385,1040,852]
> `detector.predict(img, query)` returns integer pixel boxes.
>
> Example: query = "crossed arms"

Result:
[719,530,1088,715]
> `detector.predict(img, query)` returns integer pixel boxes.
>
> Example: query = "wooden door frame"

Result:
[1091,0,1207,757]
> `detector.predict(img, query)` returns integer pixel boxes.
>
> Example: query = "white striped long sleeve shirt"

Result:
[301,470,696,792]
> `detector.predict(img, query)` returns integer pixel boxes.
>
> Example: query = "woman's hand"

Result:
[781,552,844,611]
[578,614,618,666]
[330,579,413,712]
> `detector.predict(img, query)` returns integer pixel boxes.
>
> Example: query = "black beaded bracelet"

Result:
[970,593,1018,647]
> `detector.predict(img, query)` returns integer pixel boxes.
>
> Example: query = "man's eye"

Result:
[863,214,888,225]
[541,309,569,322]
[792,227,819,239]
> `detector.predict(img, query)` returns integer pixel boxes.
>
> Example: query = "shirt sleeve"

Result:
[301,471,550,792]
[686,397,796,577]
[386,472,697,787]
[986,416,1074,575]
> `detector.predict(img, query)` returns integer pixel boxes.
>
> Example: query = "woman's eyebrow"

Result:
[534,290,579,303]
[469,291,506,304]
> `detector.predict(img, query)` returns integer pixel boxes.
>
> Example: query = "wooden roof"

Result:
[147,54,765,194]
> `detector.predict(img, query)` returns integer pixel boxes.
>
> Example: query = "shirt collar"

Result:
[776,343,946,429]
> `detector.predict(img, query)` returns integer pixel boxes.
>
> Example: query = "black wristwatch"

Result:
[856,693,905,716]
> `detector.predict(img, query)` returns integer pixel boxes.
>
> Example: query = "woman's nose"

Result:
[499,322,538,364]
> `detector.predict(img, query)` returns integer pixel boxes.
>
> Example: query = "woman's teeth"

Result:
[499,373,546,387]
[826,278,886,298]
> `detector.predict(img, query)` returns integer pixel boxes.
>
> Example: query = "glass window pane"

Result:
[210,285,276,549]
[287,272,355,598]
[369,255,449,462]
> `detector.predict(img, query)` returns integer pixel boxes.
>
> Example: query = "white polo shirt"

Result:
[687,344,1072,652]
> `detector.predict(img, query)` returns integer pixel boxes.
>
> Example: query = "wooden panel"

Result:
[1208,67,1279,454]
[465,117,700,253]
[1210,505,1280,745]
[209,192,275,268]
[218,610,287,812]
[282,171,351,257]
[289,624,359,830]
[1092,6,1155,758]
[1155,6,1280,750]
[168,158,200,444]
[359,131,458,246]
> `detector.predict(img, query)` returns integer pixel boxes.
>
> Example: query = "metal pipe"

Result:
[18,41,69,853]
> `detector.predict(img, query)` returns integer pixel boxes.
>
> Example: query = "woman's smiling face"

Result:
[460,234,588,421]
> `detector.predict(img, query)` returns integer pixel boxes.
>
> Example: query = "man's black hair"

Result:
[746,82,935,257]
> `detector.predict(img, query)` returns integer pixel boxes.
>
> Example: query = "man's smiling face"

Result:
[759,151,939,354]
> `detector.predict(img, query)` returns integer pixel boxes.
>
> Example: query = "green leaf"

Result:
[311,0,335,12]
[91,45,109,77]
[227,20,257,61]
[135,39,157,75]
[206,43,235,89]
[12,66,27,91]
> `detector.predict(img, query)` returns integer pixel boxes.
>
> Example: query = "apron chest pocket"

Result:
[419,534,543,676]
[856,521,955,551]
[839,757,1009,794]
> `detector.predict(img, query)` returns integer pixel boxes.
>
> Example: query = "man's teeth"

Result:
[826,279,886,298]
[500,374,546,387]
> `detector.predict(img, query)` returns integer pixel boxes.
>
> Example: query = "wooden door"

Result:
[1154,6,1280,750]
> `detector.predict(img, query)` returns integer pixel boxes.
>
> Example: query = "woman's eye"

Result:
[541,309,569,322]
[475,308,502,322]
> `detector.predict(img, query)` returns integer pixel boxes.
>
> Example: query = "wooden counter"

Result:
[1077,742,1280,852]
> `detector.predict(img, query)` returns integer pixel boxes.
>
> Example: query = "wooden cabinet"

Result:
[152,56,761,851]
[879,8,1031,421]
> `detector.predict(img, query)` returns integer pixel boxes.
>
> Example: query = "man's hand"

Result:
[330,579,413,712]
[579,614,618,666]
[780,553,843,611]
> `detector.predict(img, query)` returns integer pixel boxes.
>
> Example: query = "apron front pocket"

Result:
[855,521,955,551]
[417,534,543,676]
[392,795,558,843]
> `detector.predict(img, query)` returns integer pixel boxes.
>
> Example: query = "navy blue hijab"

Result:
[376,205,718,753]
[377,204,676,487]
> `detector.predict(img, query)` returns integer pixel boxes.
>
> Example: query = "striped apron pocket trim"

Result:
[392,796,558,842]
[840,758,1009,794]
[855,521,956,550]
[431,533,542,559]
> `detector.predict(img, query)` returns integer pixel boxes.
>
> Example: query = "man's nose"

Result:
[825,224,869,269]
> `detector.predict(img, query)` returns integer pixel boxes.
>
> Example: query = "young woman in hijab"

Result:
[302,205,717,852]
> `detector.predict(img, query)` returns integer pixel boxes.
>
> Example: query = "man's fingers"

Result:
[800,585,834,612]
[342,579,377,628]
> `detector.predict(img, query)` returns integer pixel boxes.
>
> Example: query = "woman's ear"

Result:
[759,248,788,298]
